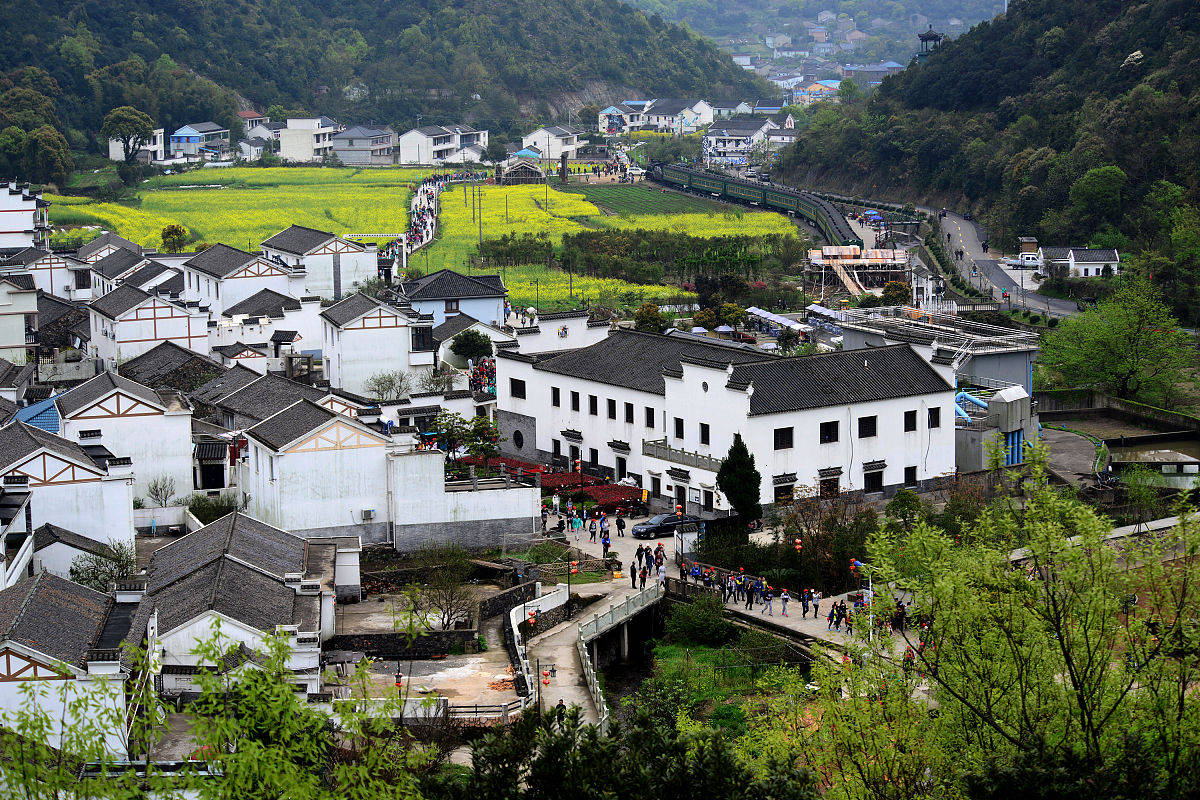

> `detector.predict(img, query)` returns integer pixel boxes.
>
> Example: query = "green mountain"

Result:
[0,0,769,147]
[778,0,1200,321]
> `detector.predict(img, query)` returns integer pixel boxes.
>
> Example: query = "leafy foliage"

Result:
[449,329,493,362]
[664,594,735,646]
[633,302,667,332]
[68,540,137,593]
[717,433,762,522]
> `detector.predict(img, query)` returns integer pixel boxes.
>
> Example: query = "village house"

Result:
[521,126,586,161]
[0,420,135,551]
[495,329,956,513]
[169,122,230,159]
[211,289,325,369]
[238,137,269,161]
[117,340,226,394]
[0,479,32,586]
[237,404,539,547]
[128,513,361,697]
[0,247,92,301]
[236,109,268,130]
[260,225,378,300]
[702,117,776,164]
[596,99,713,134]
[247,121,286,143]
[0,181,50,252]
[397,125,488,164]
[75,232,140,265]
[279,117,341,162]
[88,285,208,368]
[399,268,506,327]
[181,243,307,315]
[0,274,38,362]
[330,125,396,165]
[0,573,139,756]
[191,368,365,431]
[54,372,194,503]
[320,293,435,396]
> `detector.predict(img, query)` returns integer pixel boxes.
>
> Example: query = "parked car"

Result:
[631,513,702,539]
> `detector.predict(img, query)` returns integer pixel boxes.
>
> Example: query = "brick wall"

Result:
[478,580,538,620]
[325,627,478,659]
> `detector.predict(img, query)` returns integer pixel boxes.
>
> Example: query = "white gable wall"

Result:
[410,296,504,328]
[322,309,434,396]
[59,396,193,502]
[89,298,208,370]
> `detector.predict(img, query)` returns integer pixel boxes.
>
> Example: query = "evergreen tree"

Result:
[716,433,761,522]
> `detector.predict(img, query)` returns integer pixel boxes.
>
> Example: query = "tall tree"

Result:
[450,329,493,362]
[1038,278,1193,403]
[633,303,666,333]
[100,106,155,164]
[21,124,72,185]
[716,433,761,522]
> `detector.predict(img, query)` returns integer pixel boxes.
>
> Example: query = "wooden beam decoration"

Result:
[9,452,103,486]
[69,391,164,420]
[0,650,72,683]
[286,420,385,453]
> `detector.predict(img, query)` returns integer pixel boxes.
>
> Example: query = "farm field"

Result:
[558,182,728,215]
[50,166,431,251]
[482,263,693,311]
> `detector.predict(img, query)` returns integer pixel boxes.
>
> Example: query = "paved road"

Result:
[974,259,1077,317]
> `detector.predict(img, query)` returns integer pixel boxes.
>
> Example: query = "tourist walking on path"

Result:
[639,566,647,589]
[762,587,774,616]
[629,561,637,588]
[812,590,821,620]
[616,516,626,537]
[780,588,790,617]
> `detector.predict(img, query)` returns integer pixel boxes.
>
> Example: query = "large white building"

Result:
[279,117,341,162]
[0,181,50,251]
[496,330,956,512]
[107,127,166,163]
[54,372,194,503]
[597,99,713,134]
[397,125,488,164]
[331,125,396,165]
[702,117,777,164]
[260,225,378,300]
[319,293,436,396]
[0,247,92,301]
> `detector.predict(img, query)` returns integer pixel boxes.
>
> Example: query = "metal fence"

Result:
[576,584,664,732]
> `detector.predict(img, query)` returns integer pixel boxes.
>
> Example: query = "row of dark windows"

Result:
[546,385,657,428]
[775,408,941,450]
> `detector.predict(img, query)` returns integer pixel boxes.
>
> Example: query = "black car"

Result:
[631,513,701,539]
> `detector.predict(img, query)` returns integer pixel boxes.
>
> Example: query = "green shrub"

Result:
[664,595,734,646]
[1029,314,1043,324]
[477,634,488,652]
[186,493,246,525]
[708,703,748,736]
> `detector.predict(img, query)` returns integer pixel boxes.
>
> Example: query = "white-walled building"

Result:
[320,293,435,396]
[90,248,151,297]
[88,285,208,369]
[107,128,166,163]
[0,247,92,301]
[75,232,140,265]
[129,513,360,696]
[521,126,586,161]
[193,368,365,430]
[703,117,777,164]
[279,117,341,162]
[597,99,713,134]
[55,372,193,503]
[0,573,137,756]
[169,122,230,159]
[495,330,955,512]
[260,225,377,299]
[0,275,38,362]
[237,403,539,547]
[399,268,506,327]
[181,243,306,315]
[212,289,325,363]
[0,420,135,551]
[0,181,50,251]
[397,125,488,164]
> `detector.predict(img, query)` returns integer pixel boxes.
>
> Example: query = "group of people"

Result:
[543,505,626,558]
[630,543,668,589]
[405,177,441,252]
[467,358,495,395]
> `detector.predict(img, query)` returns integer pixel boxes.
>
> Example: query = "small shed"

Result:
[497,158,545,186]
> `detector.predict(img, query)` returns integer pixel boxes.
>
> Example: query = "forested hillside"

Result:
[0,0,768,149]
[777,0,1200,322]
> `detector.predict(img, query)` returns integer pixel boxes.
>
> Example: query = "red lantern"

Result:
[542,670,550,678]
[542,678,550,686]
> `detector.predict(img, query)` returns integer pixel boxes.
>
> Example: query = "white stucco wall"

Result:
[23,475,135,549]
[60,407,193,502]
[411,296,504,327]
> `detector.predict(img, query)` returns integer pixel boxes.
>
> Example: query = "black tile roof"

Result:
[214,373,326,422]
[216,341,268,359]
[223,288,301,319]
[141,512,322,636]
[246,399,337,451]
[432,313,482,342]
[1,273,34,291]
[119,341,227,392]
[401,269,505,301]
[0,573,110,669]
[185,244,257,278]
[727,344,953,416]
[77,232,138,261]
[511,329,765,395]
[91,249,146,281]
[0,247,49,267]
[123,260,174,290]
[89,284,151,320]
[0,358,32,390]
[0,421,99,472]
[1070,248,1118,262]
[261,224,335,256]
[190,364,260,405]
[55,371,163,418]
[32,523,113,559]
[320,292,381,327]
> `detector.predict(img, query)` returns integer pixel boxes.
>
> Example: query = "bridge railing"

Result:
[576,583,663,731]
